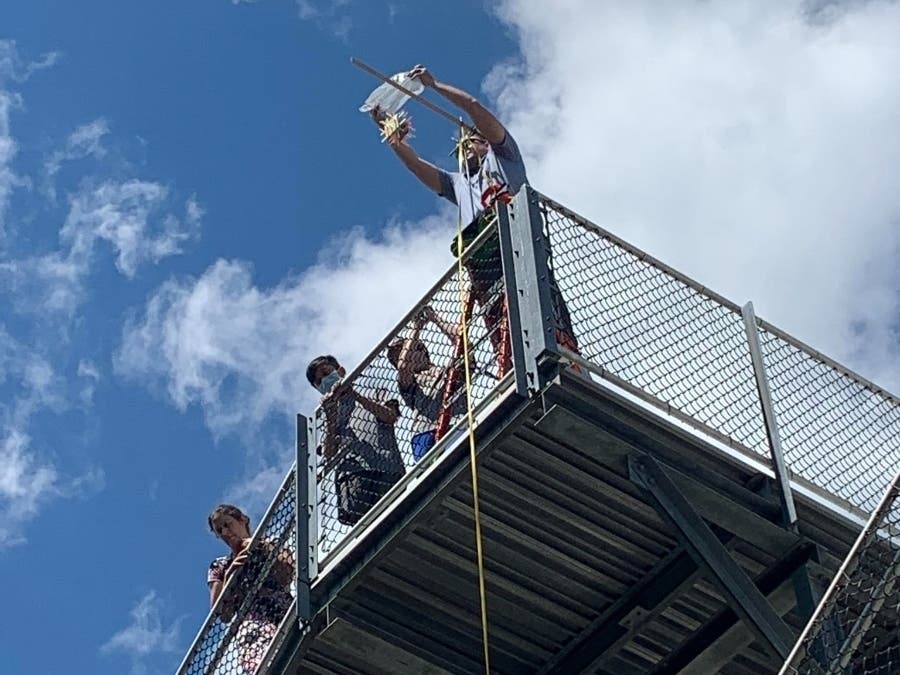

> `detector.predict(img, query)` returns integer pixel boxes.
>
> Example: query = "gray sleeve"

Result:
[437,169,458,204]
[491,132,522,162]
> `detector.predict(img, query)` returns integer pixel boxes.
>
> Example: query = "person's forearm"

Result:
[431,80,478,114]
[391,143,442,194]
[429,79,506,144]
[352,392,398,424]
[434,315,458,342]
[397,325,423,387]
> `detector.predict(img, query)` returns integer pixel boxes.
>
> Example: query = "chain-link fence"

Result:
[312,218,512,559]
[176,469,296,675]
[781,471,900,674]
[538,194,900,514]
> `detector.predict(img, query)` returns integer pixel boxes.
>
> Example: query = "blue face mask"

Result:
[317,371,342,395]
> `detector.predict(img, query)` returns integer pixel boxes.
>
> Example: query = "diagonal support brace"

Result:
[629,454,796,660]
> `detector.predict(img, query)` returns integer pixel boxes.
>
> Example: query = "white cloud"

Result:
[0,39,59,84]
[1,40,59,234]
[77,358,101,406]
[1,180,201,317]
[101,591,183,675]
[294,0,353,39]
[0,430,58,548]
[0,89,24,236]
[484,0,900,390]
[44,118,110,197]
[224,463,291,522]
[116,215,451,439]
[0,327,103,547]
[62,181,200,278]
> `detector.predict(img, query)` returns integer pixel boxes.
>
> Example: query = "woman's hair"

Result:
[207,503,250,534]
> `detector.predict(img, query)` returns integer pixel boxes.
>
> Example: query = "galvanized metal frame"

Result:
[296,413,317,622]
[629,453,796,660]
[537,191,899,408]
[539,543,712,673]
[496,201,529,399]
[501,185,561,395]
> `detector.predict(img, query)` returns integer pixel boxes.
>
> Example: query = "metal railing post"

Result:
[742,302,798,528]
[743,301,818,619]
[497,185,560,396]
[296,413,318,622]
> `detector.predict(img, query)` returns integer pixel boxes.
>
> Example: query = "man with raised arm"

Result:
[371,64,581,367]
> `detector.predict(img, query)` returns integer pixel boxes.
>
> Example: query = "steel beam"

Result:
[651,540,818,674]
[499,185,560,395]
[629,454,796,660]
[540,543,712,673]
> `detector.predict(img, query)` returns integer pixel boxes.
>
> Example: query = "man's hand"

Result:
[371,105,410,148]
[408,64,435,88]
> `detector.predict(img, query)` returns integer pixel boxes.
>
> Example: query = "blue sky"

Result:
[3,1,900,674]
[0,2,517,674]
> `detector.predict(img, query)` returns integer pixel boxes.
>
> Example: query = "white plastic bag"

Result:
[359,72,424,114]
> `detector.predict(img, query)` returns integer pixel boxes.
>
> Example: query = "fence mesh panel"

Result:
[783,473,900,674]
[178,469,296,675]
[313,220,511,559]
[759,330,900,512]
[539,195,900,513]
[540,197,769,455]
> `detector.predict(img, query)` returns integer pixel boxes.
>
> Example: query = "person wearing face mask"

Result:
[306,355,405,526]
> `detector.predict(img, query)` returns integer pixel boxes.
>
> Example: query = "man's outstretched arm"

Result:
[408,65,506,145]
[372,107,445,195]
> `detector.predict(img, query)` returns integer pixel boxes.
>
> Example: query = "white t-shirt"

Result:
[438,132,528,225]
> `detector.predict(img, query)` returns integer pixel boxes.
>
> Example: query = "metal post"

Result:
[743,302,819,618]
[498,185,560,395]
[742,302,798,528]
[296,413,318,622]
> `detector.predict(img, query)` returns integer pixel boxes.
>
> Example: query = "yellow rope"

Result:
[455,125,491,674]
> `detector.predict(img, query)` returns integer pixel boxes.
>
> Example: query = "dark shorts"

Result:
[335,469,404,526]
[451,214,578,348]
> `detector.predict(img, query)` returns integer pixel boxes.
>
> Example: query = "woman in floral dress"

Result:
[207,504,294,674]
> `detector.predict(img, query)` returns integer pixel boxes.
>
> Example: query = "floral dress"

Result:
[208,546,293,674]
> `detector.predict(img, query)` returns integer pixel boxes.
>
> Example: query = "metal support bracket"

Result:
[629,454,796,660]
[498,185,560,396]
[296,413,318,622]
